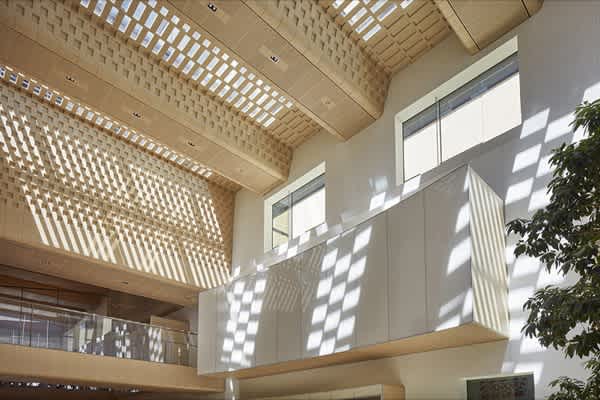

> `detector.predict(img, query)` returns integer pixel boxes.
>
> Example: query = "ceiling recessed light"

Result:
[207,3,217,12]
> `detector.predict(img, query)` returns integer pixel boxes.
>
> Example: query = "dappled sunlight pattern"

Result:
[218,243,327,369]
[306,224,371,356]
[427,169,475,332]
[498,99,599,384]
[215,219,375,369]
[476,37,600,385]
[77,0,320,147]
[202,166,508,375]
[448,103,587,385]
[0,64,229,185]
[496,106,575,384]
[0,81,233,288]
[0,0,294,175]
[219,274,266,369]
[199,166,507,374]
[469,171,509,335]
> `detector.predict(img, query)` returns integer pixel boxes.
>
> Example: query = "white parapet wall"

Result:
[198,165,508,376]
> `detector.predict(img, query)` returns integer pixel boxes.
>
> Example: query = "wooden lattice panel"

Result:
[79,0,319,149]
[0,0,292,178]
[321,0,451,73]
[0,80,233,289]
[0,63,240,191]
[270,108,321,148]
[245,0,390,119]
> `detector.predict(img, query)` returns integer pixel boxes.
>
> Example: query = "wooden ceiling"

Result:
[435,0,543,54]
[321,0,452,74]
[0,0,542,194]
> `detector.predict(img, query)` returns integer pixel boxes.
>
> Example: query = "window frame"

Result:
[395,36,519,185]
[263,162,326,252]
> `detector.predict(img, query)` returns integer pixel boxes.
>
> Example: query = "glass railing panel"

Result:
[0,296,197,368]
[0,300,28,346]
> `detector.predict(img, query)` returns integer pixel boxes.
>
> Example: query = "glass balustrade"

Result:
[0,296,197,368]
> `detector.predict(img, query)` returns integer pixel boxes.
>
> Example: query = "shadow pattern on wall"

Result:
[0,80,232,289]
[199,165,508,377]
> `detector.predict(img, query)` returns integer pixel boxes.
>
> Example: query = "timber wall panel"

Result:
[0,81,233,292]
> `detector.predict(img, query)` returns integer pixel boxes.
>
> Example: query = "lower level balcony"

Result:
[0,296,222,393]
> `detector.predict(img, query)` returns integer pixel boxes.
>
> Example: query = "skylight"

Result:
[80,0,292,129]
[0,64,214,179]
[332,0,404,42]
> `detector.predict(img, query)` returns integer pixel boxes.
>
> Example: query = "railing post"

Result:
[29,304,32,347]
[18,289,23,345]
[91,314,96,355]
[225,377,240,400]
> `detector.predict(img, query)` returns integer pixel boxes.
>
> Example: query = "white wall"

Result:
[167,305,198,333]
[200,167,508,376]
[231,1,600,398]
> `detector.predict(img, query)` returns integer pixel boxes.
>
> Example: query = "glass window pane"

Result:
[403,121,438,179]
[482,73,521,141]
[403,103,437,138]
[291,174,325,204]
[291,188,325,239]
[291,175,325,238]
[439,53,520,161]
[402,52,520,181]
[439,53,518,118]
[272,229,289,248]
[272,197,290,248]
[440,96,483,161]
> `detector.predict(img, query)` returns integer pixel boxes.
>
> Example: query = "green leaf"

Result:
[507,99,600,399]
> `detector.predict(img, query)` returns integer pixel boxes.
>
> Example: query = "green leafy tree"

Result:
[507,99,600,399]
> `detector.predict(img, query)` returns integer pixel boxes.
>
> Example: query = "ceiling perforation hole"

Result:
[331,0,405,42]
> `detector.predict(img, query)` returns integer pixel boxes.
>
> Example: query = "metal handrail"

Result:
[0,295,197,367]
[0,294,197,336]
